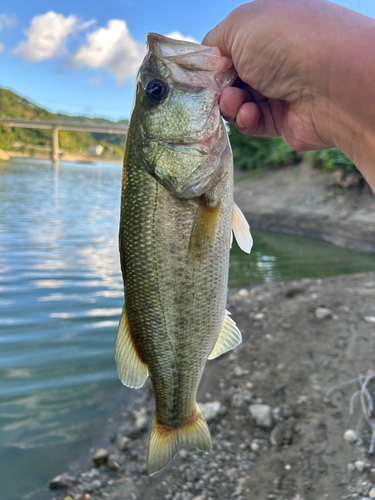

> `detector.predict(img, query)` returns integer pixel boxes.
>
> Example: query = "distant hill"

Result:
[0,87,127,155]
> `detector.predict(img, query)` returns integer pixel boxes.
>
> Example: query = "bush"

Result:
[228,123,302,170]
[304,148,355,171]
[0,120,11,149]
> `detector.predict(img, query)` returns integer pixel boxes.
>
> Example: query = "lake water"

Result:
[1,158,375,500]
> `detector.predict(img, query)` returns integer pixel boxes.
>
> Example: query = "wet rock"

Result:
[118,436,130,451]
[49,474,72,489]
[249,404,273,427]
[85,479,102,492]
[355,460,369,472]
[92,448,109,467]
[315,307,332,319]
[108,453,122,471]
[344,429,359,443]
[233,366,247,377]
[134,407,148,431]
[250,441,260,453]
[200,401,221,421]
[270,421,286,446]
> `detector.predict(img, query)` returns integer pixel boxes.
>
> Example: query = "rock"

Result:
[134,407,148,431]
[369,487,375,499]
[249,404,273,427]
[86,479,102,492]
[191,496,206,500]
[233,366,247,377]
[343,429,359,443]
[354,460,369,472]
[0,150,9,161]
[315,307,332,319]
[107,453,122,471]
[49,475,70,489]
[270,421,286,446]
[92,448,109,467]
[235,477,248,494]
[254,312,264,320]
[199,401,221,421]
[250,441,260,453]
[364,316,375,323]
[118,436,130,451]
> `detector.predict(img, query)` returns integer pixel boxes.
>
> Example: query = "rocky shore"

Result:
[49,272,375,500]
[235,163,375,253]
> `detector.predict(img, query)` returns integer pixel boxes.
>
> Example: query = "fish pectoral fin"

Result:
[114,305,148,389]
[189,199,220,256]
[147,404,212,476]
[231,202,253,254]
[208,311,242,360]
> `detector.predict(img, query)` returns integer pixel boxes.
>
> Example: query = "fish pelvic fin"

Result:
[114,305,148,389]
[208,310,242,360]
[189,199,221,257]
[147,404,212,476]
[231,202,253,254]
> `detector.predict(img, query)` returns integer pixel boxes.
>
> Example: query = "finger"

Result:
[236,101,281,138]
[220,87,248,122]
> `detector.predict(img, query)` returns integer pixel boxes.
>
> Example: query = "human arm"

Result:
[202,0,375,192]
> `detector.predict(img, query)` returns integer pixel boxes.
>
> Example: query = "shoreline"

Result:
[235,162,375,253]
[4,151,123,164]
[46,272,375,500]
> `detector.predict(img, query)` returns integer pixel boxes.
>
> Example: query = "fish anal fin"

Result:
[231,202,253,254]
[208,311,242,360]
[147,404,212,476]
[189,200,220,256]
[115,305,148,389]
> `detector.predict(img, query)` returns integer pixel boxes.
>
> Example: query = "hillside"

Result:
[0,87,127,155]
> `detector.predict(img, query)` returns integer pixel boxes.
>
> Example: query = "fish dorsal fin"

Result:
[147,404,211,475]
[208,311,242,360]
[231,202,253,254]
[189,200,220,256]
[115,305,148,389]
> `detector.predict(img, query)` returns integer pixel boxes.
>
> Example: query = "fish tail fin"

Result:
[147,404,212,475]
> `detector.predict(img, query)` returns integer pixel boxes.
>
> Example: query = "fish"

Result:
[115,33,253,476]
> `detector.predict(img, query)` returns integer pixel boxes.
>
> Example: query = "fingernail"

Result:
[236,114,244,130]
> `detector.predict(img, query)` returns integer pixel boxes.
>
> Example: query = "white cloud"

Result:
[0,14,17,31]
[165,32,199,44]
[71,19,146,83]
[0,42,3,53]
[14,11,94,61]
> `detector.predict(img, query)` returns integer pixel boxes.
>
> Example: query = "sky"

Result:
[0,0,374,121]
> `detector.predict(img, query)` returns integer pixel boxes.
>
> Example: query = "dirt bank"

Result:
[234,163,375,253]
[49,272,375,500]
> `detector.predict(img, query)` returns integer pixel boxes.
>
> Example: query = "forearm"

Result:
[313,3,375,190]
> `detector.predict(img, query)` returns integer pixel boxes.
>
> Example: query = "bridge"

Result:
[1,117,128,162]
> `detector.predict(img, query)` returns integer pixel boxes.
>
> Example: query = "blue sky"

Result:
[0,0,374,121]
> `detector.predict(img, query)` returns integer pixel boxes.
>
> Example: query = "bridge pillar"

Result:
[52,128,59,163]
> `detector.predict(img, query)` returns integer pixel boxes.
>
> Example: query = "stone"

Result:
[108,453,122,471]
[86,479,102,492]
[118,436,130,450]
[369,487,375,499]
[354,460,369,472]
[235,477,248,494]
[49,475,70,489]
[270,421,286,446]
[315,307,332,319]
[233,366,247,377]
[134,407,148,431]
[250,441,260,453]
[199,401,221,421]
[364,316,375,323]
[249,404,273,427]
[343,429,359,443]
[92,448,109,467]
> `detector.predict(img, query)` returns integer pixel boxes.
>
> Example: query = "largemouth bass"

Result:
[115,33,252,475]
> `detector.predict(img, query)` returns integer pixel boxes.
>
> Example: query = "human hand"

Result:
[203,0,375,192]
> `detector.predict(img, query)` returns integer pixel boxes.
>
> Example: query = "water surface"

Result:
[1,158,375,500]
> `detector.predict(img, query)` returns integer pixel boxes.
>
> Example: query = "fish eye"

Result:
[144,79,168,104]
